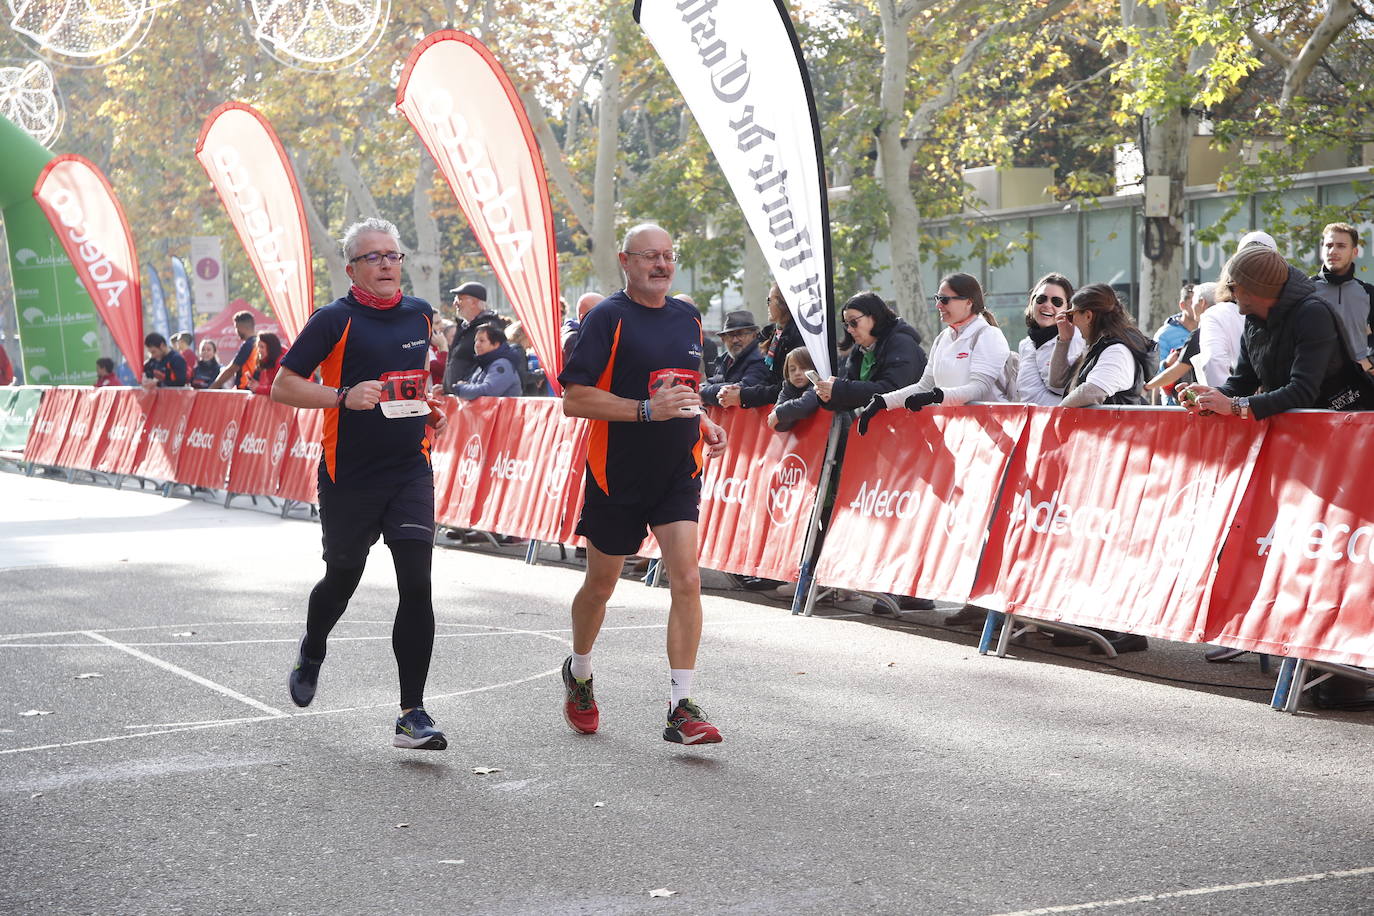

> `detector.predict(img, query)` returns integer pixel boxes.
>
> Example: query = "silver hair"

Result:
[1193,281,1218,307]
[621,222,671,252]
[341,218,402,260]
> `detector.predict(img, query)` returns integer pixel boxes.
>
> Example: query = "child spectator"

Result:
[769,346,821,432]
[191,339,221,389]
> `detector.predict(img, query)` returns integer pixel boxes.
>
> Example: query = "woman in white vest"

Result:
[1016,273,1085,405]
[856,273,1010,432]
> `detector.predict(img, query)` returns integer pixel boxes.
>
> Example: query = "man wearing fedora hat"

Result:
[700,308,769,407]
[441,280,508,395]
[1182,245,1357,419]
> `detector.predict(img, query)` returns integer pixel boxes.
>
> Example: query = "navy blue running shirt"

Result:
[558,291,705,502]
[281,293,434,488]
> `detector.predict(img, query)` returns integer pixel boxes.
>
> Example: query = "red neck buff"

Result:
[350,284,402,310]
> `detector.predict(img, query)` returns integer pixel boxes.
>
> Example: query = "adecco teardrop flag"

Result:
[195,102,312,342]
[396,31,563,394]
[32,154,145,375]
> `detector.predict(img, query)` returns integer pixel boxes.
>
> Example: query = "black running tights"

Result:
[303,539,435,710]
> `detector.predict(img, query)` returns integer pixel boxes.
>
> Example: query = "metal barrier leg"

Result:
[790,564,813,616]
[1271,657,1297,710]
[995,612,1016,658]
[524,539,542,565]
[978,611,1003,655]
[1284,659,1311,713]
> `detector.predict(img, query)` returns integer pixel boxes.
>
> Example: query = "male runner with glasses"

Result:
[557,222,729,745]
[271,217,449,751]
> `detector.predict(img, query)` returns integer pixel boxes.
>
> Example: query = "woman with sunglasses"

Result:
[815,291,927,412]
[1049,284,1154,406]
[857,273,1009,432]
[1017,273,1084,405]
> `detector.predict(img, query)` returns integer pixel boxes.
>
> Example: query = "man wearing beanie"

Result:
[1312,222,1374,370]
[441,280,508,394]
[1182,245,1360,419]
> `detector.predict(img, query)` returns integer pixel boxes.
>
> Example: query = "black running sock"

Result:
[303,561,366,660]
[390,540,435,710]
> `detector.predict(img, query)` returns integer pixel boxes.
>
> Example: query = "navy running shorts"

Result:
[575,473,702,557]
[317,470,435,566]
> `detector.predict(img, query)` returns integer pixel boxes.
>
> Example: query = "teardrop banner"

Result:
[635,0,836,378]
[195,102,313,343]
[32,154,145,375]
[395,31,563,394]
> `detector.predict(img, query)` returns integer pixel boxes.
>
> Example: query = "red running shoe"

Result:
[561,656,599,734]
[663,699,722,745]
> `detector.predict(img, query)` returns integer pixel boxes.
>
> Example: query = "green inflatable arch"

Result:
[0,114,101,385]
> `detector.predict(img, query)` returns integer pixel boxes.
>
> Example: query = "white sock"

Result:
[670,668,694,706]
[570,651,593,681]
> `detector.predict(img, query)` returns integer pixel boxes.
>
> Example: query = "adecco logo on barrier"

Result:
[418,89,532,268]
[456,434,484,489]
[205,145,298,293]
[767,453,808,525]
[270,421,289,466]
[848,475,978,542]
[702,465,749,505]
[1010,489,1121,542]
[1256,511,1374,565]
[218,419,239,463]
[543,440,574,499]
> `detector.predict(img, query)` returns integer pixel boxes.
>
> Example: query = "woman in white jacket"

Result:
[1016,273,1085,405]
[856,273,1010,432]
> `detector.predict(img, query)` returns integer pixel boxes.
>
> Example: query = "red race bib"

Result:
[378,369,430,418]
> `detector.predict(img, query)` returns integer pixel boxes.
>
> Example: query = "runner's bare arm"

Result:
[272,367,382,410]
[563,382,699,421]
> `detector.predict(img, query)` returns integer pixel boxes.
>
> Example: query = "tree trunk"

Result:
[875,2,932,338]
[591,29,623,294]
[290,148,349,298]
[408,153,443,308]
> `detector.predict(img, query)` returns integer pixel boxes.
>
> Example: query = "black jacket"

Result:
[1219,266,1349,419]
[772,381,821,432]
[443,309,509,394]
[701,343,770,405]
[824,319,927,412]
[740,320,807,408]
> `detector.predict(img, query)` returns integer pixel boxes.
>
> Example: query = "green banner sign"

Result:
[0,115,101,385]
[0,385,44,452]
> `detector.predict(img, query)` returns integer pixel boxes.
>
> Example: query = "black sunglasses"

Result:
[932,294,968,305]
[1034,294,1065,308]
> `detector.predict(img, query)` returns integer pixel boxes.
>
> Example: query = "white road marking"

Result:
[0,665,563,756]
[987,865,1374,915]
[82,631,287,719]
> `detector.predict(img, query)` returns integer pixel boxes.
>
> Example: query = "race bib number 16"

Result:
[378,369,430,418]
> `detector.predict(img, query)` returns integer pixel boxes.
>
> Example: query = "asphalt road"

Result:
[2,468,1372,915]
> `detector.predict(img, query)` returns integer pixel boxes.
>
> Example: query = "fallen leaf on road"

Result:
[19,710,52,717]
[794,671,806,675]
[886,662,897,667]
[471,767,501,775]
[648,888,676,898]
[74,673,103,680]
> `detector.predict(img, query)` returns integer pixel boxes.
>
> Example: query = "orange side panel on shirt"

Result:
[317,319,352,483]
[586,320,622,496]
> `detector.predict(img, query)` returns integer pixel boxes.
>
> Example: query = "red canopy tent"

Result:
[193,300,286,358]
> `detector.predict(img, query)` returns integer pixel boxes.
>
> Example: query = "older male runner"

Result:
[271,217,448,751]
[558,222,728,745]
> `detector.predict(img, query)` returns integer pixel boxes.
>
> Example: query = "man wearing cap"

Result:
[1312,222,1374,374]
[700,308,769,407]
[1182,245,1357,419]
[441,281,508,395]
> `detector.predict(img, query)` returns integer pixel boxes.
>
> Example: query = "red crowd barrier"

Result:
[818,406,1028,602]
[1207,411,1374,666]
[696,406,831,581]
[17,385,1374,669]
